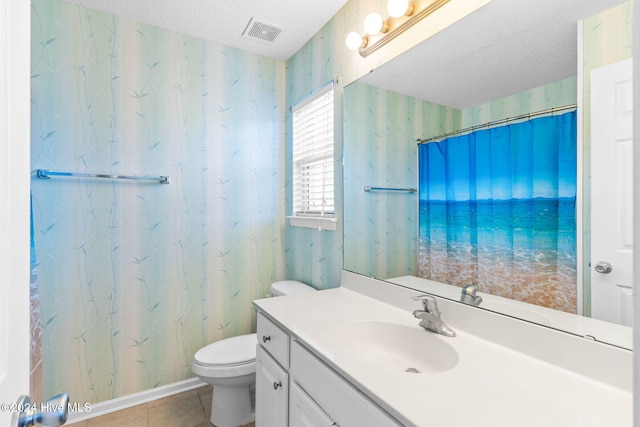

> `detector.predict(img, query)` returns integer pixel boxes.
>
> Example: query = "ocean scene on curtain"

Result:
[30,195,43,404]
[418,111,577,312]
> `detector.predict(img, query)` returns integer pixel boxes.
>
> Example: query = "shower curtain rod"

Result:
[35,169,170,184]
[416,103,577,144]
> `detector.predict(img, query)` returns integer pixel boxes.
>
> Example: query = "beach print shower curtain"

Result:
[418,111,577,312]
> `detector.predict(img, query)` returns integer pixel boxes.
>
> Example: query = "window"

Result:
[288,82,337,231]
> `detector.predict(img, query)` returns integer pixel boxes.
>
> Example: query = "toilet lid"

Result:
[194,333,257,367]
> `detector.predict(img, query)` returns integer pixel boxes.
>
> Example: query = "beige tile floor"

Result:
[70,385,255,427]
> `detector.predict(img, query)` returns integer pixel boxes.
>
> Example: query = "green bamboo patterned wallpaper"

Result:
[283,0,388,289]
[461,77,578,127]
[343,83,460,278]
[31,0,285,403]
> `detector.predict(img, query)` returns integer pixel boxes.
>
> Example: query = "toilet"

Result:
[192,280,316,427]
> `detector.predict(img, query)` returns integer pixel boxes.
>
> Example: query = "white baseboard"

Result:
[65,377,207,424]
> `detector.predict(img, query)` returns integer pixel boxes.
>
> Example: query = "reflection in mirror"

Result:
[343,0,632,349]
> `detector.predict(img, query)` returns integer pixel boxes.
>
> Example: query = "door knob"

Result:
[12,393,69,427]
[594,261,613,274]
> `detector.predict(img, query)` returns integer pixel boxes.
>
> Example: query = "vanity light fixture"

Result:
[387,0,414,18]
[345,0,450,57]
[345,31,367,50]
[363,12,388,35]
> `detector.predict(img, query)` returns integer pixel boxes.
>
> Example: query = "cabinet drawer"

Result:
[290,341,401,427]
[257,312,290,368]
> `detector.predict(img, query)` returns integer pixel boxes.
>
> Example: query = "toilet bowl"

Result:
[192,280,316,427]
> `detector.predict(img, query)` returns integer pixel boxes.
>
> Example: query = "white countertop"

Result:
[254,275,632,427]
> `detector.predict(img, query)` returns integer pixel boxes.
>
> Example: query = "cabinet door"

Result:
[290,383,335,427]
[256,345,289,426]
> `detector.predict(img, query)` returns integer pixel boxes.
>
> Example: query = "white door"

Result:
[591,58,634,326]
[0,1,31,426]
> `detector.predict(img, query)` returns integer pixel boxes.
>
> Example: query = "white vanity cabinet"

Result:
[254,277,633,427]
[256,311,401,427]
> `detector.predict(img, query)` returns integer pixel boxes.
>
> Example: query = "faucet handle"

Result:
[412,294,439,312]
[461,284,479,296]
[460,284,483,306]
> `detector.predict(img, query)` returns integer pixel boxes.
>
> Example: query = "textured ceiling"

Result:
[60,0,349,61]
[359,0,628,110]
[59,0,628,107]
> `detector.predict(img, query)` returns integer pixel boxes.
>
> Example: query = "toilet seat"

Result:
[192,333,257,378]
[195,333,257,366]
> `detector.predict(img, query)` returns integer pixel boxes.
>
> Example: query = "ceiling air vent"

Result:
[243,17,283,43]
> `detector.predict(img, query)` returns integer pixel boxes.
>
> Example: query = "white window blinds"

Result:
[292,83,334,217]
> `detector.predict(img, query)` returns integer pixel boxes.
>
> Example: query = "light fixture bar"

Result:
[359,0,450,57]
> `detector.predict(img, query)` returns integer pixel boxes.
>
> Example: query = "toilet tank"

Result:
[269,280,316,297]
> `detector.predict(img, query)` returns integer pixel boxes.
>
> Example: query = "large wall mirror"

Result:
[343,0,632,349]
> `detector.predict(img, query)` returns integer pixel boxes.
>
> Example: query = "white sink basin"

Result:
[336,321,459,374]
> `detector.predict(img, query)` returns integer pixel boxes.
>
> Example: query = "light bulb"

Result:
[387,0,413,18]
[345,32,365,50]
[363,13,384,35]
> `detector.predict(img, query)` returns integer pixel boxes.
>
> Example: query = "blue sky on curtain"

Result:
[418,111,577,312]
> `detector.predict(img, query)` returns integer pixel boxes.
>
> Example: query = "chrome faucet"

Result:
[460,284,483,306]
[412,294,456,337]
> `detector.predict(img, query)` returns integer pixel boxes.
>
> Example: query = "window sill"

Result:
[287,216,337,231]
